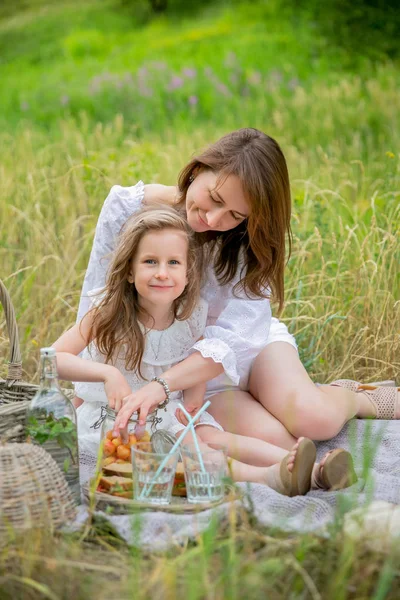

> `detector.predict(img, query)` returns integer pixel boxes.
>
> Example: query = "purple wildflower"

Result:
[168,76,184,91]
[182,67,197,79]
[188,95,198,106]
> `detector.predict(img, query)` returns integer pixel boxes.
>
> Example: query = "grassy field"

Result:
[1,76,399,382]
[1,0,400,598]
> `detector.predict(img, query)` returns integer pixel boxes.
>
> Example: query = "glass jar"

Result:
[96,406,163,470]
[26,347,80,504]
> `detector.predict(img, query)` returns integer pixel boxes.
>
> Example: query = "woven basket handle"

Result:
[0,279,22,381]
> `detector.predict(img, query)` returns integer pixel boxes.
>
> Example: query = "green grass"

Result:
[1,503,400,599]
[0,0,388,132]
[0,1,400,597]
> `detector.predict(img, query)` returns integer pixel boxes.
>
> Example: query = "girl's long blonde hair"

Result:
[88,204,202,378]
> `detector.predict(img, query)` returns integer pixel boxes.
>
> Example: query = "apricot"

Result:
[102,456,116,467]
[111,436,122,448]
[116,459,129,464]
[116,445,131,460]
[128,434,137,446]
[105,430,114,440]
[103,439,116,457]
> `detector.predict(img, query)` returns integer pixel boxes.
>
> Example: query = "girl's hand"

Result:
[175,404,202,427]
[112,380,167,435]
[175,383,206,426]
[103,368,132,412]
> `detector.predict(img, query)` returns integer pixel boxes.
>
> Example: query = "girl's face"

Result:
[185,170,250,233]
[129,228,188,310]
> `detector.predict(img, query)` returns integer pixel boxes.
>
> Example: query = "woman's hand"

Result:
[103,368,132,412]
[112,380,167,435]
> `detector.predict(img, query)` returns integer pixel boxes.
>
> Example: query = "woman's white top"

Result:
[77,181,297,394]
[75,293,222,456]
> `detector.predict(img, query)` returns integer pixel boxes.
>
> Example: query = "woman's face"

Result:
[185,170,250,233]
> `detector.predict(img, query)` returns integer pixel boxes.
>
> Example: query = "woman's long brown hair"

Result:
[177,128,292,312]
[87,205,202,378]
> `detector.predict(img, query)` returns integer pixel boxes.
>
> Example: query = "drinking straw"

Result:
[176,402,206,472]
[139,400,211,500]
[177,402,212,499]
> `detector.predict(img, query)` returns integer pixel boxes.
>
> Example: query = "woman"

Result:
[78,128,399,462]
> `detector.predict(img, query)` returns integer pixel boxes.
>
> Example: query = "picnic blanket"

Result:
[77,419,400,550]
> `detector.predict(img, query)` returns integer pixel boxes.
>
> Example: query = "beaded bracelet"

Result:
[151,376,171,410]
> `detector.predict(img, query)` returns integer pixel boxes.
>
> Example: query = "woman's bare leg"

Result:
[206,390,296,450]
[248,342,376,440]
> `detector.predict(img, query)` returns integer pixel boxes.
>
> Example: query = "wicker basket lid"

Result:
[0,443,77,536]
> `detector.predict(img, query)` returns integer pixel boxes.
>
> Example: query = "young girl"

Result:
[53,205,356,496]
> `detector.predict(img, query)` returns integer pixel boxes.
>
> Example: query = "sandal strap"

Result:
[359,386,397,420]
[330,379,398,419]
[330,379,361,393]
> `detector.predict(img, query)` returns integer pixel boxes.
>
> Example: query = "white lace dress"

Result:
[77,181,298,401]
[75,293,223,456]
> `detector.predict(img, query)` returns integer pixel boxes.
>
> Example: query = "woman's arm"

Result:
[77,183,146,321]
[77,182,176,321]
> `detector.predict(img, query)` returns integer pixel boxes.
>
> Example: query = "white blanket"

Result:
[78,419,400,550]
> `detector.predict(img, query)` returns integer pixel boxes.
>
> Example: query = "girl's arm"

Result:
[113,350,224,434]
[53,314,132,411]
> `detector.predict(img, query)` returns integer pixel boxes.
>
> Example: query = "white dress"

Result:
[77,181,298,401]
[75,293,223,456]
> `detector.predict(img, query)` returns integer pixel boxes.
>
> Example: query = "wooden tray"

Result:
[82,481,239,514]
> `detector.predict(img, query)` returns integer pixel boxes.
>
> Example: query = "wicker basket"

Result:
[0,279,73,443]
[0,442,77,539]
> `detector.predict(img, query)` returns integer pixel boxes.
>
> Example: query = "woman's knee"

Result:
[286,390,345,440]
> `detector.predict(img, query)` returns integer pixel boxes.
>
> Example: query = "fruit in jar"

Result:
[116,445,131,461]
[111,436,122,448]
[128,434,137,446]
[102,456,116,467]
[103,439,116,456]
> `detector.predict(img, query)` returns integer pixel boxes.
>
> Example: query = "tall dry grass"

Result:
[1,91,399,382]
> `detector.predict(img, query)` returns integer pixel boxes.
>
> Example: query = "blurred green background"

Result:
[1,0,399,134]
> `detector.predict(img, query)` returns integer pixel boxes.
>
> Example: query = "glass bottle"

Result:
[26,347,80,504]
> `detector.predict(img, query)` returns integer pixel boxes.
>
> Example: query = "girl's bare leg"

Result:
[179,426,304,492]
[248,342,376,440]
[194,425,288,466]
[178,426,354,491]
[206,390,296,451]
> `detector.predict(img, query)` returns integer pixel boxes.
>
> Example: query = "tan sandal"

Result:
[331,379,398,420]
[316,448,358,491]
[279,438,316,497]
